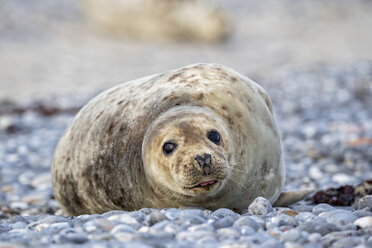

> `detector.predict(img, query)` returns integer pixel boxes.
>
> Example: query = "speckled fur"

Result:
[51,63,285,215]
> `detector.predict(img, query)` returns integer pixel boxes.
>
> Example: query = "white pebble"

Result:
[354,216,372,229]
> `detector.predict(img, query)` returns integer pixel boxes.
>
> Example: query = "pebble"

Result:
[146,210,166,225]
[108,213,141,229]
[10,201,29,210]
[280,229,304,243]
[213,216,238,229]
[331,173,357,184]
[354,195,372,210]
[247,197,274,215]
[354,216,372,229]
[164,208,180,220]
[232,216,262,231]
[312,203,335,215]
[113,232,136,242]
[176,230,216,241]
[307,233,322,243]
[56,233,89,244]
[321,230,363,248]
[267,214,299,230]
[319,210,358,226]
[330,237,363,248]
[211,208,238,219]
[297,220,339,235]
[110,224,136,235]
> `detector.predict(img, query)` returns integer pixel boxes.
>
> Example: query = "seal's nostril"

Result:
[195,154,212,176]
[204,153,211,166]
[195,155,205,167]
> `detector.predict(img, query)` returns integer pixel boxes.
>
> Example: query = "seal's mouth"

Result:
[185,180,217,189]
[199,180,217,187]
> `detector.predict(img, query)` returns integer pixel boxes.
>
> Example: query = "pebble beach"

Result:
[1,0,372,247]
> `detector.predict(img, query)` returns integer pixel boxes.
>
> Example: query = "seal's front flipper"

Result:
[273,189,315,207]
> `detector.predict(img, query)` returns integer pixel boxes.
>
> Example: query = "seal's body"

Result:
[52,63,285,215]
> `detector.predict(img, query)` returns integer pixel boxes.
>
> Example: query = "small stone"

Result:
[38,215,68,224]
[95,219,116,232]
[278,209,299,217]
[260,239,282,248]
[51,222,71,230]
[58,233,89,244]
[322,230,363,247]
[188,223,214,232]
[332,173,357,184]
[239,226,255,235]
[309,166,323,180]
[354,195,372,210]
[114,232,136,242]
[151,220,170,231]
[249,216,266,228]
[213,216,237,229]
[138,226,156,234]
[176,230,216,241]
[292,204,314,212]
[196,236,218,244]
[280,229,302,242]
[295,212,320,222]
[139,208,153,215]
[10,201,29,210]
[179,215,206,225]
[34,223,50,232]
[89,233,112,241]
[217,227,240,238]
[211,208,238,219]
[312,203,335,215]
[233,216,261,231]
[0,224,11,233]
[110,224,136,235]
[247,197,274,215]
[179,209,205,218]
[6,215,31,224]
[146,210,166,225]
[22,192,49,205]
[267,214,299,229]
[354,216,372,229]
[297,220,339,235]
[328,237,362,248]
[307,233,322,243]
[101,210,126,218]
[164,208,180,220]
[319,210,358,226]
[31,172,51,189]
[367,236,372,247]
[1,206,20,215]
[164,223,180,234]
[129,211,147,222]
[12,222,27,229]
[108,213,141,229]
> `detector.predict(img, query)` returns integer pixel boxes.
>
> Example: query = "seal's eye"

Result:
[207,130,221,145]
[163,142,177,155]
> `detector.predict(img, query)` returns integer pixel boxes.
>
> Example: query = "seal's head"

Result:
[142,106,235,200]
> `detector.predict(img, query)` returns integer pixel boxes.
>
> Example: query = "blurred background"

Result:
[1,0,371,99]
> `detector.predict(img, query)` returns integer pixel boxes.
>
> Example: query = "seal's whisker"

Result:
[226,173,250,191]
[226,166,249,175]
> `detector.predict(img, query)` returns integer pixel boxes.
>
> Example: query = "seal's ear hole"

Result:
[163,142,177,156]
[207,130,221,145]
